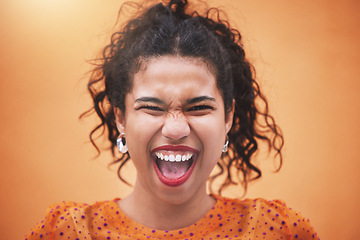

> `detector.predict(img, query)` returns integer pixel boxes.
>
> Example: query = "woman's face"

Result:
[115,56,233,204]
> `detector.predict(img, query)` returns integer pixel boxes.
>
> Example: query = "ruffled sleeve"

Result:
[258,199,320,240]
[285,202,320,239]
[25,201,91,240]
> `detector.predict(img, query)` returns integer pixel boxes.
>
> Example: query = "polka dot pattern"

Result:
[25,195,320,239]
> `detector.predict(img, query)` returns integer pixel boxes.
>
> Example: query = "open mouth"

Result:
[152,146,198,187]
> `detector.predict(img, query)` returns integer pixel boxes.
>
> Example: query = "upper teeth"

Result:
[155,152,193,162]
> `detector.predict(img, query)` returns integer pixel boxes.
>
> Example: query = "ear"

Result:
[225,99,235,134]
[114,107,126,133]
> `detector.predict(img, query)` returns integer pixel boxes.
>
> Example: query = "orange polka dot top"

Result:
[25,195,319,239]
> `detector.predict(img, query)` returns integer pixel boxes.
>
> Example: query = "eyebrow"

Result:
[185,96,216,105]
[135,97,165,105]
[135,96,215,105]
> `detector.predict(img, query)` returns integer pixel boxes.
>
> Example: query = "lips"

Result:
[151,145,198,187]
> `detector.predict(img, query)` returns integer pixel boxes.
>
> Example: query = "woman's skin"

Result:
[114,56,234,230]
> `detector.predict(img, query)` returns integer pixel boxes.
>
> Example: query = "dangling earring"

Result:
[222,135,229,153]
[117,133,128,153]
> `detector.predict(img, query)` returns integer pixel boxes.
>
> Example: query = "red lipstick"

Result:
[152,145,198,187]
[152,145,199,153]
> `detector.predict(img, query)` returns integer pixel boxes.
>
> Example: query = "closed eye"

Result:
[136,105,164,111]
[187,105,215,111]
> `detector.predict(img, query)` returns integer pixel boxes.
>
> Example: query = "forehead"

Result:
[131,56,217,93]
[136,56,216,77]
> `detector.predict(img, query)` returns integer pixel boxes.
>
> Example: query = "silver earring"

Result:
[117,133,128,153]
[222,136,229,153]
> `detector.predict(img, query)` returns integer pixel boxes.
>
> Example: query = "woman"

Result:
[26,0,319,239]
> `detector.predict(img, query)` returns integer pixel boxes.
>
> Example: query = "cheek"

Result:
[190,115,227,142]
[125,114,163,153]
[190,116,226,165]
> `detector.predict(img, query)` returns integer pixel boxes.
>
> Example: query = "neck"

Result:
[118,182,216,230]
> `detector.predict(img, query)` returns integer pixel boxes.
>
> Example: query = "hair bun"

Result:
[168,0,187,13]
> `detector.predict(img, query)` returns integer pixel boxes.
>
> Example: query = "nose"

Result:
[161,112,190,141]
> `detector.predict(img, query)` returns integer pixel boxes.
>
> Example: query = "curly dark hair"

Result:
[82,0,284,195]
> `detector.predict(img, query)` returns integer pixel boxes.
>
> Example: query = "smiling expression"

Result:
[115,56,234,203]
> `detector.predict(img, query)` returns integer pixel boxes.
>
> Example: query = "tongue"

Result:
[157,160,191,179]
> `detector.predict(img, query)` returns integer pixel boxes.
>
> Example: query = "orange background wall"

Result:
[1,1,359,239]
